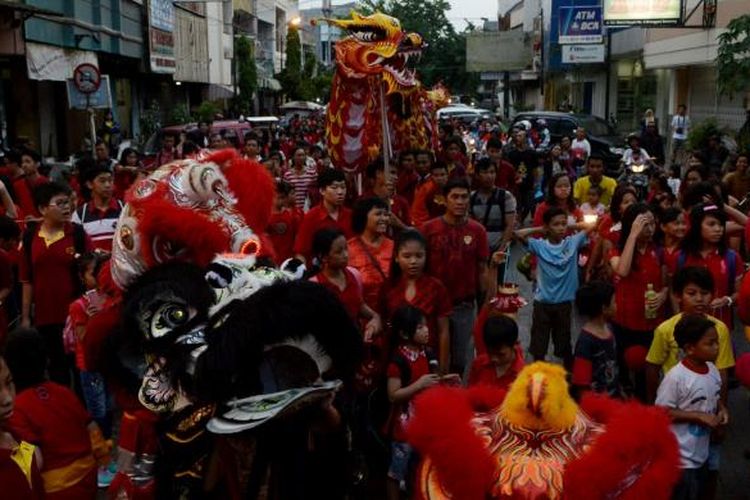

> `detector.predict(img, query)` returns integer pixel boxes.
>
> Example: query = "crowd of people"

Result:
[0,108,749,499]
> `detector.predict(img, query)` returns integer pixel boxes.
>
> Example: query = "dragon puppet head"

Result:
[314,11,425,94]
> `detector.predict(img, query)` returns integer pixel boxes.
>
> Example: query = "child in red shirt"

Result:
[5,328,111,499]
[381,229,452,373]
[267,180,302,265]
[308,228,382,342]
[468,315,525,391]
[386,305,457,498]
[0,351,45,500]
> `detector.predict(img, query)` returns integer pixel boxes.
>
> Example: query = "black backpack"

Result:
[470,188,507,234]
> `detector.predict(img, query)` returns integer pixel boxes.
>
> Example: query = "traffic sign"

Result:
[73,63,101,94]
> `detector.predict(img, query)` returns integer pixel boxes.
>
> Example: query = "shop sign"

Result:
[603,0,682,26]
[148,0,176,74]
[562,44,605,64]
[559,6,603,44]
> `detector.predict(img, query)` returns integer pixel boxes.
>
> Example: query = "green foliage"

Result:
[170,103,192,125]
[686,118,732,150]
[195,101,220,124]
[357,0,479,95]
[717,14,750,98]
[279,25,303,99]
[139,100,161,144]
[298,52,333,102]
[235,36,257,114]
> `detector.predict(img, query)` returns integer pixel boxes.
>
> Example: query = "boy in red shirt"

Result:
[0,350,45,500]
[294,169,353,263]
[267,180,302,266]
[5,328,110,499]
[411,162,448,227]
[468,315,525,390]
[20,182,92,386]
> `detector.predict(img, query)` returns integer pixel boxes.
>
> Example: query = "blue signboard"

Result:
[66,76,112,110]
[558,6,603,44]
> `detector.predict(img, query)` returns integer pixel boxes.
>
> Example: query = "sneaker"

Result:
[97,466,115,488]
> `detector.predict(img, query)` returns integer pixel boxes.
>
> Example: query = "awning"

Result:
[259,77,282,91]
[207,83,235,100]
[26,42,98,81]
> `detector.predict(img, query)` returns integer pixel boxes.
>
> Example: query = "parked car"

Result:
[437,105,495,124]
[511,111,624,173]
[143,117,279,167]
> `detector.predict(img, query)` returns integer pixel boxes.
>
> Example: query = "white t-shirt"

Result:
[671,114,690,140]
[656,361,721,469]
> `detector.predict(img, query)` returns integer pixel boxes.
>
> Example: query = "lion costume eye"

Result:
[151,303,190,338]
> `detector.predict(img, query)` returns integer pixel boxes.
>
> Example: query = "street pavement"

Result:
[505,240,750,499]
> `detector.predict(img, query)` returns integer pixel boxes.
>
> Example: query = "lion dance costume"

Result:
[409,362,681,499]
[85,150,361,498]
[315,11,449,172]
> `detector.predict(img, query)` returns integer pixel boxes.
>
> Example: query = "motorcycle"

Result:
[618,149,656,200]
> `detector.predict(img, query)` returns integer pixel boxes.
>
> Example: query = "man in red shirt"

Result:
[20,183,92,385]
[294,169,353,263]
[487,137,517,195]
[411,162,448,227]
[9,149,48,218]
[421,178,489,376]
[72,162,123,252]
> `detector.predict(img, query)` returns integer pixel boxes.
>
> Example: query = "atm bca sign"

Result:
[562,45,605,64]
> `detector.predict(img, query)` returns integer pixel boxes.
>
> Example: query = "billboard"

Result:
[148,0,176,73]
[558,6,603,44]
[603,0,682,26]
[466,31,533,72]
[562,45,605,64]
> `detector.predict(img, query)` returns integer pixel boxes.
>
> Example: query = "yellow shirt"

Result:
[573,175,617,207]
[646,313,734,374]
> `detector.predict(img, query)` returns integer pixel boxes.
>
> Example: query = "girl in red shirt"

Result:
[587,185,637,282]
[532,172,583,228]
[381,230,452,374]
[309,228,382,342]
[678,203,743,328]
[609,203,668,401]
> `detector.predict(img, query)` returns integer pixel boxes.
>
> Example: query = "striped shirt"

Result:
[283,166,318,211]
[71,199,123,252]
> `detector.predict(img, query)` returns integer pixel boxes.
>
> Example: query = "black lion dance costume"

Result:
[85,150,361,499]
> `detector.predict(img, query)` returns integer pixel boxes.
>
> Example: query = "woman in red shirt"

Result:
[381,229,452,374]
[348,197,394,313]
[677,203,743,328]
[609,203,668,401]
[309,228,382,341]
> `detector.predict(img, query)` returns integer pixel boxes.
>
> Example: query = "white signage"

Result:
[562,44,605,64]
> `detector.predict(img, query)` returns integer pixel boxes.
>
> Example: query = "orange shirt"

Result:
[347,236,393,312]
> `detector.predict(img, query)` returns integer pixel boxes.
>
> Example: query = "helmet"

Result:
[627,132,640,143]
[519,120,532,131]
[536,118,547,126]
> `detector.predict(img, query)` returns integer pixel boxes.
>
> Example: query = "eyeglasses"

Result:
[48,199,71,208]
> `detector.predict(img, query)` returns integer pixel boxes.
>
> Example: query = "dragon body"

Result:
[319,11,447,171]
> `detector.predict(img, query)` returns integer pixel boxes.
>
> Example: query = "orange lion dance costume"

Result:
[315,11,448,172]
[408,362,681,499]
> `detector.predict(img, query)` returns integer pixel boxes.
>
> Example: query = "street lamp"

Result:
[290,16,301,27]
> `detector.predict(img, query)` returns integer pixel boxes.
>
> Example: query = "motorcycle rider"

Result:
[621,133,653,169]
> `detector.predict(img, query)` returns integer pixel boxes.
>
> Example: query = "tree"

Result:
[235,36,257,114]
[717,14,750,99]
[278,25,303,99]
[358,0,479,95]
